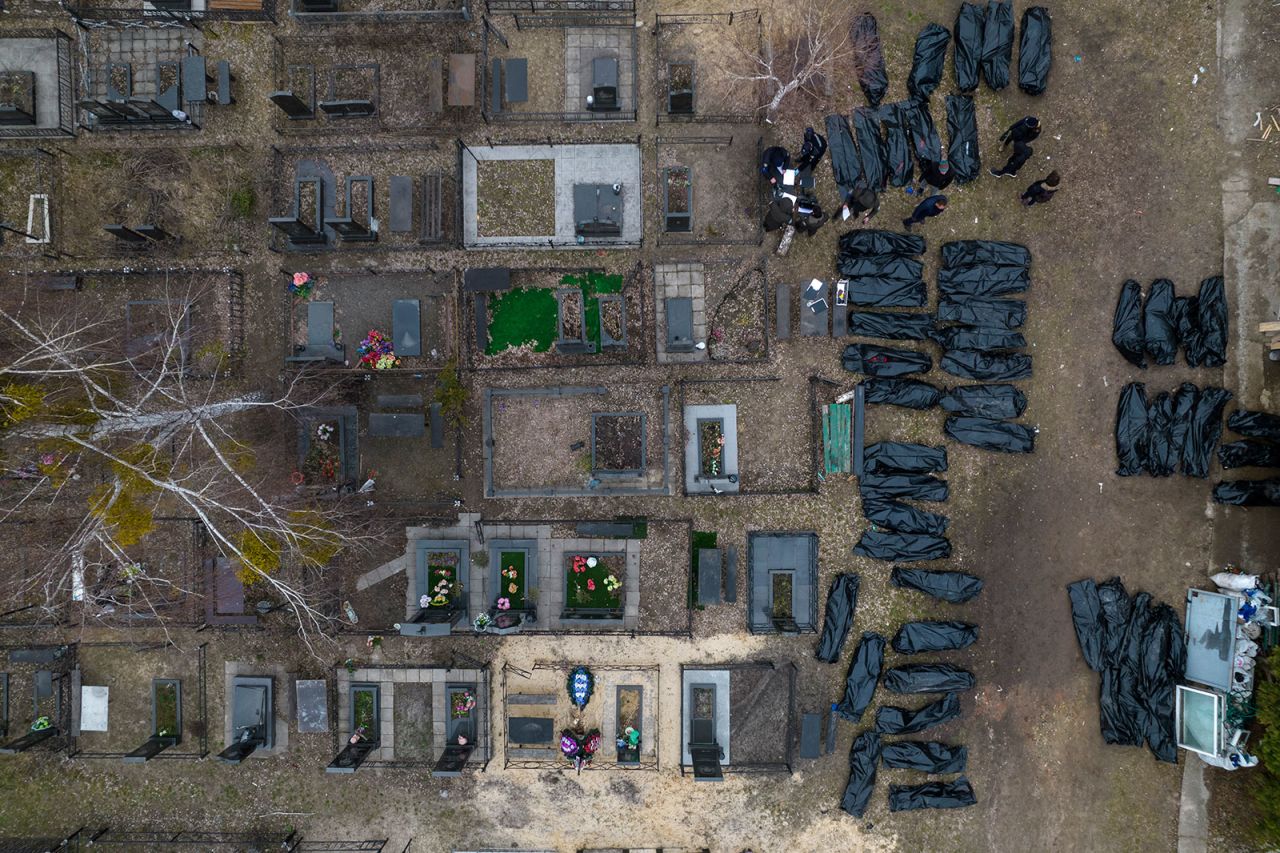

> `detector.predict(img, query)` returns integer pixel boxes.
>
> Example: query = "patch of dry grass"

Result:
[476,158,555,237]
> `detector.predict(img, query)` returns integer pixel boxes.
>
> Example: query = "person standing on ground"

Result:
[919,157,953,192]
[990,139,1034,178]
[1020,170,1060,206]
[999,116,1041,147]
[795,127,828,172]
[842,184,880,224]
[902,194,947,230]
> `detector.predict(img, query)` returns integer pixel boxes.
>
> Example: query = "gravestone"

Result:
[392,299,421,356]
[799,713,821,759]
[389,176,413,233]
[182,56,209,106]
[269,91,313,119]
[666,297,694,352]
[508,716,554,744]
[429,402,444,448]
[369,413,424,438]
[295,680,328,734]
[505,58,528,103]
[697,548,722,605]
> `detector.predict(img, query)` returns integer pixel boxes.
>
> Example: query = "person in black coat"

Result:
[919,158,953,191]
[842,185,880,224]
[902,194,947,230]
[760,146,790,185]
[795,127,828,172]
[990,141,1033,177]
[795,195,828,235]
[999,116,1041,147]
[1020,170,1060,206]
[762,195,794,231]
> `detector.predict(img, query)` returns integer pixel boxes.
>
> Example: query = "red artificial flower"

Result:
[587,579,596,591]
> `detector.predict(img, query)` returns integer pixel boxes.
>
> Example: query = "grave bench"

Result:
[216,60,233,106]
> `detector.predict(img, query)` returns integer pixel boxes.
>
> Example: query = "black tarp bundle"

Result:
[941,349,1033,381]
[860,473,949,501]
[1143,279,1177,366]
[891,567,984,603]
[836,632,885,721]
[841,731,882,818]
[854,530,952,561]
[907,23,951,101]
[946,95,981,183]
[889,778,977,812]
[816,574,860,663]
[825,113,862,196]
[980,0,1013,90]
[854,106,888,192]
[849,311,935,340]
[1218,440,1280,469]
[1213,478,1280,506]
[941,240,1030,268]
[1115,382,1149,476]
[931,327,1027,351]
[865,442,948,474]
[838,254,924,281]
[843,344,933,377]
[938,264,1030,297]
[1143,391,1178,477]
[882,741,968,773]
[1112,280,1147,368]
[953,3,984,92]
[1017,7,1053,95]
[1229,409,1280,441]
[841,230,926,256]
[876,692,962,734]
[938,296,1027,329]
[1183,386,1233,478]
[853,13,888,108]
[940,384,1028,419]
[1188,276,1228,368]
[1066,578,1186,762]
[945,416,1035,453]
[882,102,914,186]
[892,621,979,654]
[839,230,928,307]
[883,664,975,695]
[904,100,943,168]
[861,378,943,409]
[863,499,950,536]
[848,278,928,308]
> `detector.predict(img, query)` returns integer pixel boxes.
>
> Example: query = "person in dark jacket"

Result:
[762,195,794,231]
[989,140,1033,177]
[795,127,828,172]
[843,185,880,224]
[1020,170,1060,206]
[919,158,953,191]
[795,196,828,235]
[760,145,790,185]
[902,194,947,230]
[999,116,1041,147]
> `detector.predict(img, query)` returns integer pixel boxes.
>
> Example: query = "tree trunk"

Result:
[13,392,270,441]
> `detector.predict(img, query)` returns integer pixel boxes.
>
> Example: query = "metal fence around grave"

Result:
[291,0,470,25]
[0,30,76,139]
[64,0,277,24]
[10,829,396,852]
[655,135,764,247]
[487,0,635,28]
[654,10,762,126]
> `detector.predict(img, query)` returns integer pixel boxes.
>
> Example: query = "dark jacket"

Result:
[846,186,880,219]
[795,127,828,172]
[920,161,954,190]
[763,196,794,231]
[1000,117,1041,147]
[1021,180,1058,206]
[761,146,790,180]
[909,195,948,221]
[995,141,1033,175]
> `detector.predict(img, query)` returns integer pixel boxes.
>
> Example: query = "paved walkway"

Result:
[654,262,706,363]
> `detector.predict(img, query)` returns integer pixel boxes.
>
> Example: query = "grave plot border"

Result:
[0,30,75,138]
[654,136,765,247]
[679,660,796,775]
[654,10,763,125]
[291,0,470,25]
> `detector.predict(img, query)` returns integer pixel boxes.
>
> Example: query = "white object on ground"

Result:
[1211,572,1259,592]
[81,685,109,732]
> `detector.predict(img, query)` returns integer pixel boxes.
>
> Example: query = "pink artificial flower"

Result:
[293,272,310,287]
[587,579,596,591]
[497,597,511,611]
[39,453,56,466]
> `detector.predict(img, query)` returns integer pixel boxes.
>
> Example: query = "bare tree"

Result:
[0,283,380,652]
[731,3,857,120]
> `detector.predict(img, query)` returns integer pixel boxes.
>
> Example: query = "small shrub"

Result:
[433,357,468,428]
[229,185,255,220]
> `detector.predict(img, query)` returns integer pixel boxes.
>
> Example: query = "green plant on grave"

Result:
[229,184,255,220]
[433,357,468,428]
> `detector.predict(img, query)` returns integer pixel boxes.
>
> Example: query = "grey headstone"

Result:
[181,56,207,105]
[800,713,821,759]
[697,548,722,605]
[295,680,328,733]
[389,176,413,232]
[463,267,511,292]
[376,394,422,409]
[505,58,528,103]
[307,301,335,348]
[369,413,425,438]
[775,283,790,339]
[666,297,694,351]
[508,716,554,744]
[393,299,421,357]
[724,546,738,603]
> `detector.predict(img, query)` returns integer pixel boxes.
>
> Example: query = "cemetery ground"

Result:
[1,0,1279,851]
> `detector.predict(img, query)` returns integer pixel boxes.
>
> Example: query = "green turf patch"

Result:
[566,553,623,609]
[498,550,527,610]
[486,287,558,354]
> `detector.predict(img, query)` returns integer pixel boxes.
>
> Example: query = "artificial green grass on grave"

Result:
[486,273,623,356]
[498,550,527,609]
[567,555,622,609]
[425,563,457,608]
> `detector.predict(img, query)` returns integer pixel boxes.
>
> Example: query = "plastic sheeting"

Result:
[1183,386,1233,478]
[946,95,981,183]
[842,344,933,377]
[854,106,888,192]
[854,530,952,561]
[940,384,1028,419]
[882,102,914,186]
[1229,409,1280,441]
[1143,391,1178,477]
[861,378,943,409]
[941,349,1033,381]
[838,254,924,281]
[853,13,888,108]
[889,778,977,812]
[1218,440,1280,469]
[891,567,984,603]
[883,664,975,694]
[1115,382,1148,476]
[841,731,881,818]
[849,311,935,340]
[847,277,928,308]
[953,3,984,92]
[904,100,943,168]
[931,327,1027,351]
[1188,276,1228,368]
[840,230,926,256]
[938,296,1027,329]
[938,264,1030,297]
[1143,279,1177,366]
[941,240,1030,268]
[865,442,948,474]
[875,692,961,734]
[980,0,1013,90]
[1017,7,1052,95]
[1213,478,1280,506]
[882,741,968,773]
[859,473,949,501]
[945,416,1035,453]
[1112,280,1146,368]
[908,23,951,101]
[892,621,979,654]
[862,499,950,536]
[835,632,885,722]
[825,113,862,195]
[815,574,860,663]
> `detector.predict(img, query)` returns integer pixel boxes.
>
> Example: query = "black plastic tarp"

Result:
[980,0,1013,90]
[853,12,888,108]
[1143,279,1177,366]
[938,296,1027,329]
[953,2,984,92]
[904,100,943,168]
[883,664,975,695]
[1213,478,1280,506]
[1229,409,1280,441]
[825,113,862,195]
[840,229,925,257]
[941,240,1030,268]
[908,23,951,101]
[862,499,950,536]
[940,384,1028,419]
[891,567,984,603]
[849,311,935,340]
[841,731,882,818]
[1182,386,1233,478]
[938,264,1030,296]
[882,741,968,773]
[1218,439,1280,469]
[1112,279,1146,368]
[854,106,888,192]
[941,349,1032,381]
[946,95,980,183]
[1144,391,1177,477]
[945,416,1035,453]
[838,254,924,281]
[1066,578,1105,671]
[882,102,914,186]
[889,778,977,812]
[892,621,979,654]
[931,327,1027,351]
[859,473,949,501]
[854,530,952,561]
[1115,382,1148,476]
[865,441,948,474]
[861,378,942,409]
[843,344,933,377]
[1190,276,1228,368]
[1174,294,1199,367]
[835,632,885,722]
[815,574,860,663]
[847,277,929,308]
[876,692,961,734]
[1017,7,1052,95]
